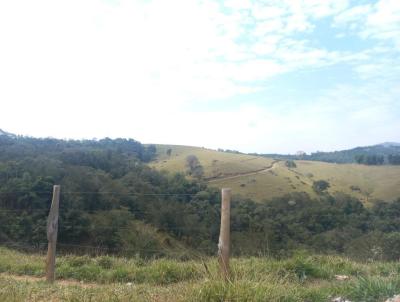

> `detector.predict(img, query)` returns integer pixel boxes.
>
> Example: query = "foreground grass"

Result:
[1,247,400,301]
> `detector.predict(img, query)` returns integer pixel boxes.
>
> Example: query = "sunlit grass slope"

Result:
[151,145,400,202]
[295,161,400,203]
[209,160,318,200]
[2,247,400,301]
[150,144,275,179]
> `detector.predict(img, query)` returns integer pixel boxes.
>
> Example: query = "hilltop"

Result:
[151,144,400,202]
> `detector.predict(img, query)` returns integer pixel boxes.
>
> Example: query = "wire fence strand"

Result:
[0,240,216,255]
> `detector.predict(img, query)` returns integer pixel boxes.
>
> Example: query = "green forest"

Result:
[1,134,400,261]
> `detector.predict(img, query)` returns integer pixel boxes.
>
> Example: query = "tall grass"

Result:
[1,247,400,301]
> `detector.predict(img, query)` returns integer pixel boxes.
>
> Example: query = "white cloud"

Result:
[334,4,372,25]
[363,0,400,45]
[301,0,349,19]
[0,0,354,110]
[0,0,399,152]
[189,81,400,154]
[251,5,287,20]
[253,19,285,36]
[334,0,400,47]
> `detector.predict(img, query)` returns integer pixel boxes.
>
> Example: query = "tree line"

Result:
[258,143,400,165]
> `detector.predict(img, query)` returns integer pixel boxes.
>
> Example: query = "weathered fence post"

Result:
[46,185,60,283]
[218,188,231,281]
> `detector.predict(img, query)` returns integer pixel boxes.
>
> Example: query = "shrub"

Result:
[313,180,330,194]
[285,160,297,168]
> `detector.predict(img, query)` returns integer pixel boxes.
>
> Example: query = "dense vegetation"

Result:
[260,143,400,165]
[355,154,385,165]
[1,133,400,261]
[0,134,223,256]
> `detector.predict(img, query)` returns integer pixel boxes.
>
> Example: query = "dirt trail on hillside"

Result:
[206,160,281,183]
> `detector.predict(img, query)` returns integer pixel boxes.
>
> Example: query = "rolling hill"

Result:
[150,144,400,203]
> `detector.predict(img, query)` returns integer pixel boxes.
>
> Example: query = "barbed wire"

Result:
[0,241,47,252]
[0,240,215,254]
[0,208,222,221]
[61,225,214,231]
[0,191,202,196]
[0,221,217,231]
[0,209,49,213]
[0,208,168,214]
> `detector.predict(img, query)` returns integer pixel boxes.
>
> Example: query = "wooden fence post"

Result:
[46,185,60,283]
[218,188,231,281]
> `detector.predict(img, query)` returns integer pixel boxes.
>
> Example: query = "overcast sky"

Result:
[0,0,399,154]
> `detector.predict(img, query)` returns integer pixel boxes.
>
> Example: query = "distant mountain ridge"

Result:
[379,142,400,147]
[1,128,399,163]
[260,142,400,164]
[0,129,16,137]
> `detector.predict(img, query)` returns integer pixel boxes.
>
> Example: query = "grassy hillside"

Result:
[295,161,400,202]
[151,144,275,179]
[151,145,400,202]
[2,246,400,301]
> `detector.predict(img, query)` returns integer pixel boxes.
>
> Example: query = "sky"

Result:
[0,0,399,154]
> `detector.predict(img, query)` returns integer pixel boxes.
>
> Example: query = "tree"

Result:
[142,144,157,162]
[313,180,330,194]
[285,160,297,168]
[366,155,384,165]
[185,155,204,179]
[355,154,384,165]
[186,155,199,169]
[388,154,400,165]
[355,154,365,164]
[191,165,204,179]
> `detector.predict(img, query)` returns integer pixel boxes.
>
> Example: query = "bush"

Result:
[312,180,330,194]
[285,160,297,168]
